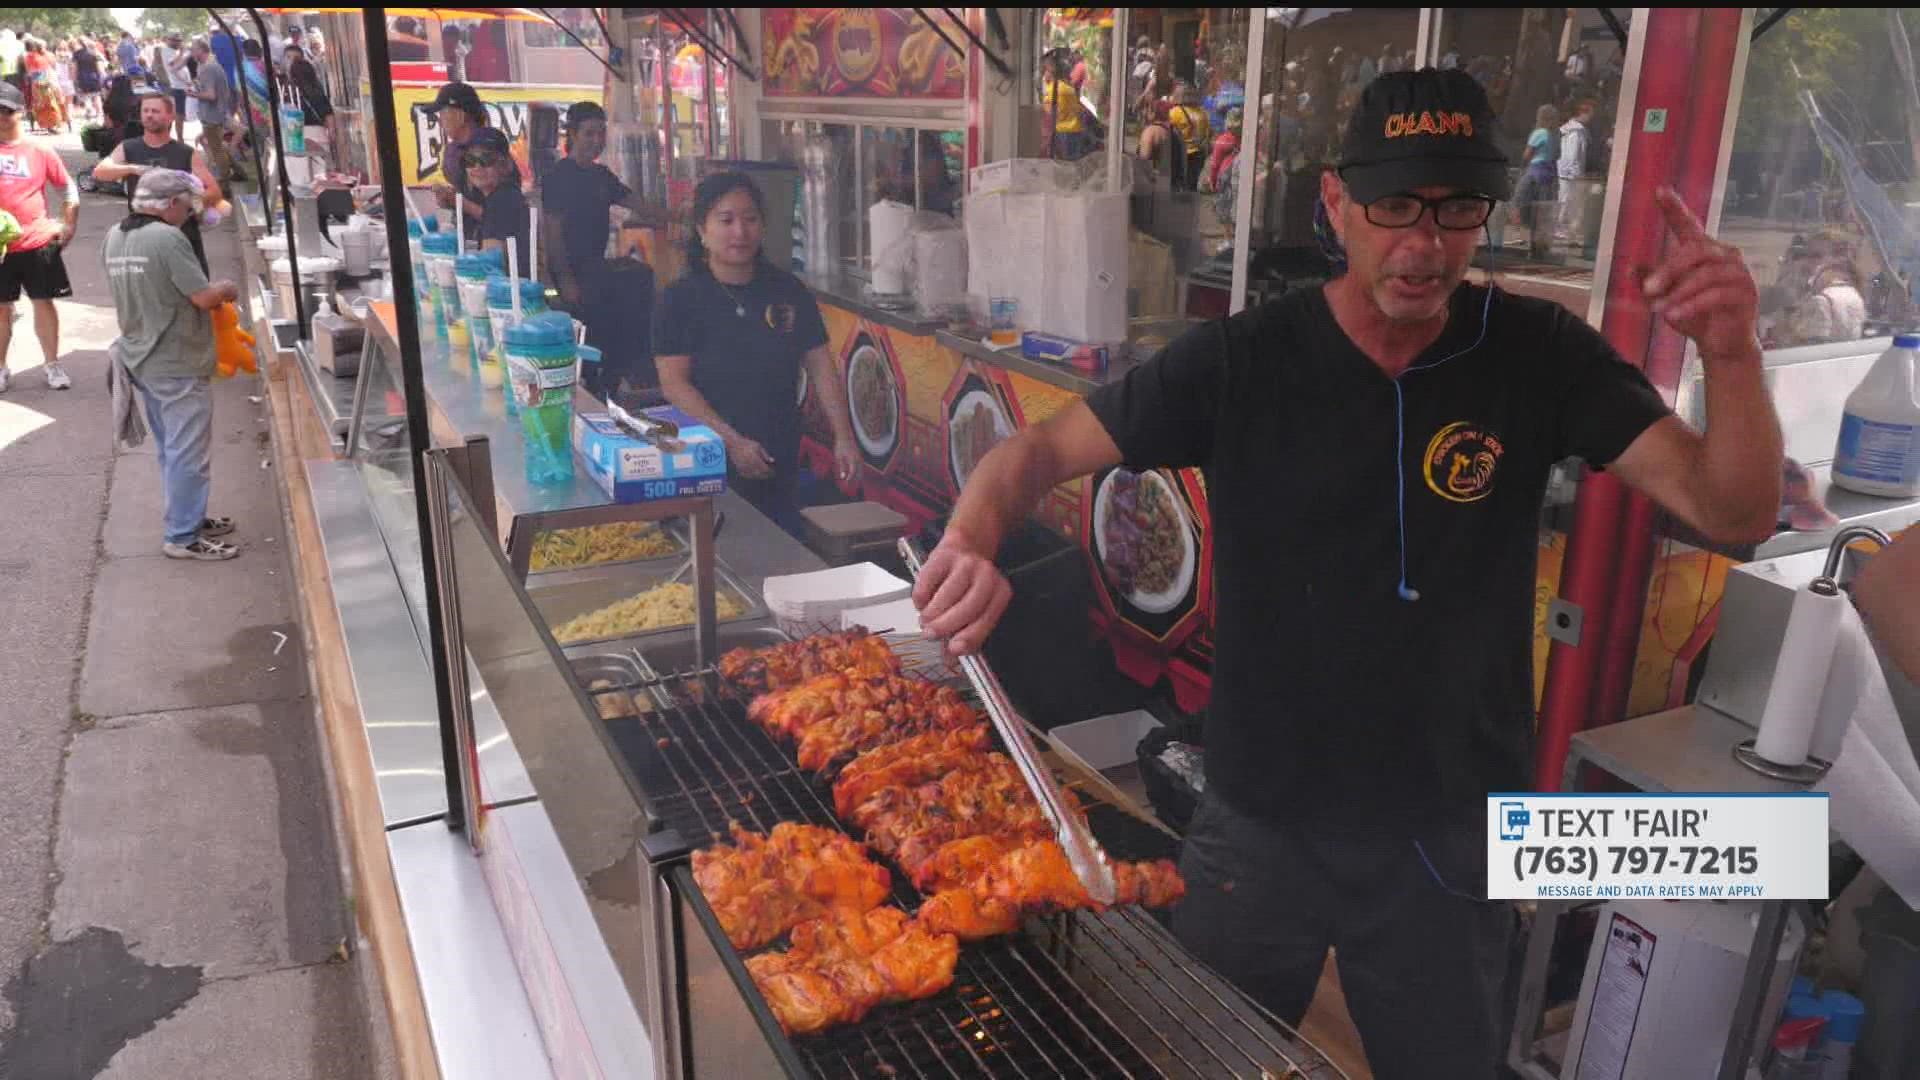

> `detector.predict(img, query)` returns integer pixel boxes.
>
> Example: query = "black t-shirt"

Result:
[119,137,207,275]
[477,183,530,273]
[1084,284,1670,829]
[541,157,629,276]
[653,265,828,476]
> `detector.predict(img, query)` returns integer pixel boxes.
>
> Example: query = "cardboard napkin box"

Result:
[571,405,728,503]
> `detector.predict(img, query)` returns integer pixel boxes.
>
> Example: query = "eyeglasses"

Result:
[1360,192,1497,231]
[463,154,503,169]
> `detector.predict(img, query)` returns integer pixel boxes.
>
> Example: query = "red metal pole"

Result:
[1534,8,1745,787]
[1586,10,1747,736]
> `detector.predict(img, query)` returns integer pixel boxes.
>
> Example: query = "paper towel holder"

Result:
[1732,525,1893,783]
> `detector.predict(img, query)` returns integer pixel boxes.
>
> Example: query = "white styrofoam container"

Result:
[1042,190,1130,345]
[968,158,1077,196]
[1049,710,1163,772]
[839,597,922,636]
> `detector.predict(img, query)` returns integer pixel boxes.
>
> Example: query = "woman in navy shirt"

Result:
[654,172,858,536]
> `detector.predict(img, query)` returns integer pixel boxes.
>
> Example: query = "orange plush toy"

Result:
[212,302,258,378]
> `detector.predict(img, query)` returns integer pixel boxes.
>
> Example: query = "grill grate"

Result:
[581,650,1346,1079]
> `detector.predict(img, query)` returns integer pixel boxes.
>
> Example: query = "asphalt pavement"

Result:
[0,128,393,1080]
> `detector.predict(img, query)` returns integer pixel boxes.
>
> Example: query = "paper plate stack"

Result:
[761,563,912,639]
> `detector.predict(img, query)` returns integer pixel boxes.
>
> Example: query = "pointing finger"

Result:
[1655,186,1709,245]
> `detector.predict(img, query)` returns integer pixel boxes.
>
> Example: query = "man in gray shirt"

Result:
[189,39,236,181]
[106,169,242,560]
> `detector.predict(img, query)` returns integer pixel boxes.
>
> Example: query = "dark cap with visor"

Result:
[1338,69,1510,204]
[564,100,607,131]
[462,126,511,162]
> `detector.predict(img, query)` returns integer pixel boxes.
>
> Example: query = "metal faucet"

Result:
[1816,525,1893,595]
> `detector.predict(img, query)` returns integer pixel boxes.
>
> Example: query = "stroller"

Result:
[77,73,143,196]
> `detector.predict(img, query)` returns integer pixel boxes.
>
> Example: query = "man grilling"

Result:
[912,69,1783,1077]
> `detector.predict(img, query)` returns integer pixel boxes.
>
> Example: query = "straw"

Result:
[507,243,522,321]
[455,194,465,251]
[402,186,426,225]
[529,205,539,281]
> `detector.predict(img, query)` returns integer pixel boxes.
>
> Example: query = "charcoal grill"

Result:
[574,642,1349,1080]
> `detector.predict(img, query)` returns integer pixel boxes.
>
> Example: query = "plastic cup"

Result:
[990,296,1019,346]
[486,276,548,415]
[502,311,579,487]
[456,252,504,379]
[420,233,459,341]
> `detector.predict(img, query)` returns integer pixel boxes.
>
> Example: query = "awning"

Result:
[260,7,553,22]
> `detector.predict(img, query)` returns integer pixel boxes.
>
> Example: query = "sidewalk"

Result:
[0,133,393,1078]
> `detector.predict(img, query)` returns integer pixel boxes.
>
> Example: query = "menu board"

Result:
[763,8,966,99]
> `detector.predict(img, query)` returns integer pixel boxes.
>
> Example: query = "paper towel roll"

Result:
[1811,601,1872,763]
[868,199,914,295]
[1817,605,1920,907]
[1755,583,1846,766]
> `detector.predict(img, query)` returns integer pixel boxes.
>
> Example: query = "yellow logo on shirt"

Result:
[1385,111,1475,139]
[1424,421,1505,502]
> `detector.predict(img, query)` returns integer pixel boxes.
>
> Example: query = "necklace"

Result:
[715,276,750,318]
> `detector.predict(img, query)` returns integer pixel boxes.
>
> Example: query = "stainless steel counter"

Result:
[797,271,948,338]
[293,340,356,450]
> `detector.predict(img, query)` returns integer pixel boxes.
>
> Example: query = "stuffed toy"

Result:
[212,302,258,378]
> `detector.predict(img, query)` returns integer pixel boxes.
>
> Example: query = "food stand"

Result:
[241,8,1920,1080]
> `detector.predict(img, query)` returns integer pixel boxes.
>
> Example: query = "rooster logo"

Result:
[1423,421,1505,503]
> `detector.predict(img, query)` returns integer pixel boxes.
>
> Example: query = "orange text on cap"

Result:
[1385,111,1475,139]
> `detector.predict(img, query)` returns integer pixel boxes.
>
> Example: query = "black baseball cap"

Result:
[0,84,22,115]
[563,100,606,131]
[1338,69,1510,204]
[424,82,484,118]
[462,127,511,161]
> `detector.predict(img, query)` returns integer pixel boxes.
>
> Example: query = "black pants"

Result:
[576,261,655,401]
[1172,792,1514,1079]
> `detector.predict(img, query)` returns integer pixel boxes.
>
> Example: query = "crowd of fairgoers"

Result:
[0,20,339,559]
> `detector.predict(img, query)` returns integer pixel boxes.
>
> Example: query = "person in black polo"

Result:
[912,69,1784,1077]
[423,81,491,225]
[540,100,667,401]
[464,127,528,270]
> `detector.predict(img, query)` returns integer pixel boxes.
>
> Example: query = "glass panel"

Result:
[1430,10,1634,291]
[1726,8,1915,353]
[1039,8,1116,163]
[354,338,432,651]
[523,7,607,49]
[763,119,858,276]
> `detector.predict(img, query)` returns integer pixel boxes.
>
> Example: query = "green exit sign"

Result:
[1644,108,1669,133]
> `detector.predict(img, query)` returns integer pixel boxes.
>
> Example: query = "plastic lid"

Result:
[456,251,499,277]
[1790,976,1815,999]
[1783,994,1825,1021]
[1895,333,1920,349]
[576,345,603,364]
[406,219,423,238]
[421,233,457,254]
[1819,990,1865,1042]
[501,310,575,347]
[1773,1016,1824,1051]
[487,275,548,305]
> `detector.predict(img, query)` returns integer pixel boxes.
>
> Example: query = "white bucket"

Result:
[269,255,340,321]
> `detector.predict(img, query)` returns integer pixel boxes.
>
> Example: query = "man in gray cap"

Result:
[105,169,243,561]
[914,68,1782,1076]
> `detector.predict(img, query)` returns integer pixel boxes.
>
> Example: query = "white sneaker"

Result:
[163,537,240,561]
[44,363,71,390]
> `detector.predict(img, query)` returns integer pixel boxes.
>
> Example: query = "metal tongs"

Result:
[898,538,1118,905]
[607,399,683,453]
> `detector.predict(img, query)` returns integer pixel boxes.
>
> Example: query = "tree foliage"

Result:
[137,8,217,43]
[1737,8,1905,155]
[5,8,123,42]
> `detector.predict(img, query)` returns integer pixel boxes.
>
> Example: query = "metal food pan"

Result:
[632,624,791,679]
[523,518,692,579]
[528,558,766,651]
[569,652,646,690]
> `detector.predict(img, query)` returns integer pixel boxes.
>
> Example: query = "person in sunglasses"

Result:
[463,127,528,270]
[911,69,1782,1078]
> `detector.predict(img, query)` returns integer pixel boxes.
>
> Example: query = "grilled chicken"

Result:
[846,752,1058,880]
[748,672,981,775]
[831,725,993,818]
[717,629,901,695]
[917,839,1187,940]
[691,822,891,951]
[745,906,959,1035]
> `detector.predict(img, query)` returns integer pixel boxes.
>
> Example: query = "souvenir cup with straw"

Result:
[456,249,505,378]
[419,232,458,340]
[485,275,546,413]
[502,310,578,487]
